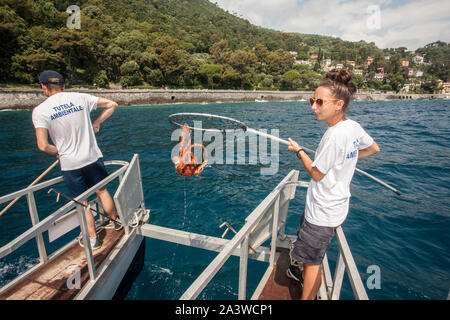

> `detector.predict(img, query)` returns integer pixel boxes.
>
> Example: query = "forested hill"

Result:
[1,0,448,92]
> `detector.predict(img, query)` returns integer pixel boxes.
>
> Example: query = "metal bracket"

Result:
[219,222,257,254]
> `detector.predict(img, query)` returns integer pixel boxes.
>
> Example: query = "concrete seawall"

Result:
[0,88,448,110]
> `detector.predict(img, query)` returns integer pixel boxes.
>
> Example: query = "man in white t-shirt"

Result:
[32,70,120,250]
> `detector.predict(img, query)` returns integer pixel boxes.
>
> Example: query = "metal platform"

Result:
[0,154,149,300]
[0,228,124,300]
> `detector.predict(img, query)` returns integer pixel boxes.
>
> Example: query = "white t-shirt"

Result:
[32,92,103,171]
[305,119,374,227]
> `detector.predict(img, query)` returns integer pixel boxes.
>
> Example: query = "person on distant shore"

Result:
[287,69,380,300]
[32,70,121,250]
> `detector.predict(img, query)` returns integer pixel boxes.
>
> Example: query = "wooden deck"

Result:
[0,228,124,300]
[257,248,302,300]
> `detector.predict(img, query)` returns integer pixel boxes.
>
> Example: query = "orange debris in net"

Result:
[173,124,208,176]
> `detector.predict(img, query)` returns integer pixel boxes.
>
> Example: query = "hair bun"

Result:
[325,69,351,84]
[325,69,357,95]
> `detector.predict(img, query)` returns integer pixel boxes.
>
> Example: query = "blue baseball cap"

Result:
[39,70,64,84]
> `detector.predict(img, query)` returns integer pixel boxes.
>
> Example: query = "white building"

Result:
[294,60,312,66]
[373,73,384,81]
[413,55,424,64]
[415,70,424,77]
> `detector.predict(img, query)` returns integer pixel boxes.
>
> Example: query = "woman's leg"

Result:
[301,263,322,300]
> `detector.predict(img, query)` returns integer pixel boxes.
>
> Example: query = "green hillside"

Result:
[0,0,447,92]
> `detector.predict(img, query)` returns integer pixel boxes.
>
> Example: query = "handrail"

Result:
[0,160,129,260]
[178,170,369,300]
[181,171,300,300]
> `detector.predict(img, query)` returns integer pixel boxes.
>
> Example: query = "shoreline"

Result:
[0,88,448,110]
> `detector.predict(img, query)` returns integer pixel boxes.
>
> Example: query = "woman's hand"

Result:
[288,138,301,153]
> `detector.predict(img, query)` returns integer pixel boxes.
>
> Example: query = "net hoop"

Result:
[168,112,248,133]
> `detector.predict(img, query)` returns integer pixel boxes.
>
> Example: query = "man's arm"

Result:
[358,141,380,159]
[92,97,118,133]
[35,128,58,155]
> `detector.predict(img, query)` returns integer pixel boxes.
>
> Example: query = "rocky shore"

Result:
[0,88,448,110]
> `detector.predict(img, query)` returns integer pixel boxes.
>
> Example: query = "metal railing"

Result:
[173,170,369,300]
[0,159,130,293]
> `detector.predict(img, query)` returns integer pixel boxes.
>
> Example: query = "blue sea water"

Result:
[0,100,449,300]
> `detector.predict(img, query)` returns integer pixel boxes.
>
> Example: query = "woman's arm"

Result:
[288,138,325,182]
[358,141,380,159]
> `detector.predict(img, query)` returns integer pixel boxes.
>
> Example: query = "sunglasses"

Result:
[309,98,340,106]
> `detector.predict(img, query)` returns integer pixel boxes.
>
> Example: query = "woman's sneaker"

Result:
[286,264,304,286]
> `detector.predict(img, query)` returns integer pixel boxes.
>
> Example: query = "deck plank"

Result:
[0,228,124,300]
[257,248,302,300]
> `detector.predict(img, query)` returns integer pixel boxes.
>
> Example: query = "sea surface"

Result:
[0,100,449,300]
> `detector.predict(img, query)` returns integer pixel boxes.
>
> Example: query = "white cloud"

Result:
[211,0,450,50]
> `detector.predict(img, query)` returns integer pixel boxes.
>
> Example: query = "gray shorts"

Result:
[290,213,337,266]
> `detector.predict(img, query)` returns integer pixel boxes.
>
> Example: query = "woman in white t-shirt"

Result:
[287,69,380,300]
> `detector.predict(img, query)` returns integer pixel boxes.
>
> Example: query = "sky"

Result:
[209,0,450,50]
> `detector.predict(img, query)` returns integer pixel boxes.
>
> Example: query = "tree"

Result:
[281,70,301,89]
[228,49,257,74]
[199,63,223,88]
[93,70,109,88]
[119,60,141,87]
[210,39,232,65]
[266,49,295,75]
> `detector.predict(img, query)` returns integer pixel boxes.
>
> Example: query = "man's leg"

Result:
[301,263,322,300]
[96,187,118,221]
[84,200,97,238]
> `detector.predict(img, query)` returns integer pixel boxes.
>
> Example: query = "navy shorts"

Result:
[290,213,337,266]
[62,158,109,197]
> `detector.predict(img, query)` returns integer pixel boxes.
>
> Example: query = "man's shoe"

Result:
[105,219,123,231]
[78,236,102,250]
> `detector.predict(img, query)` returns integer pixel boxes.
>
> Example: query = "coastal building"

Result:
[346,60,356,68]
[441,82,450,94]
[294,60,312,66]
[413,55,424,64]
[408,68,414,76]
[322,58,332,67]
[377,67,385,74]
[310,53,319,60]
[402,81,421,92]
[415,70,424,77]
[289,51,298,56]
[401,60,410,67]
[373,73,384,81]
[365,57,374,67]
[335,63,344,69]
[353,69,363,76]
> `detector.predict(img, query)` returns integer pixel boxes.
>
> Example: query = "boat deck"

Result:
[257,248,302,300]
[0,228,124,300]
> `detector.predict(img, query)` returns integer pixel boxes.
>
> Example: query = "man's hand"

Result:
[93,123,100,133]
